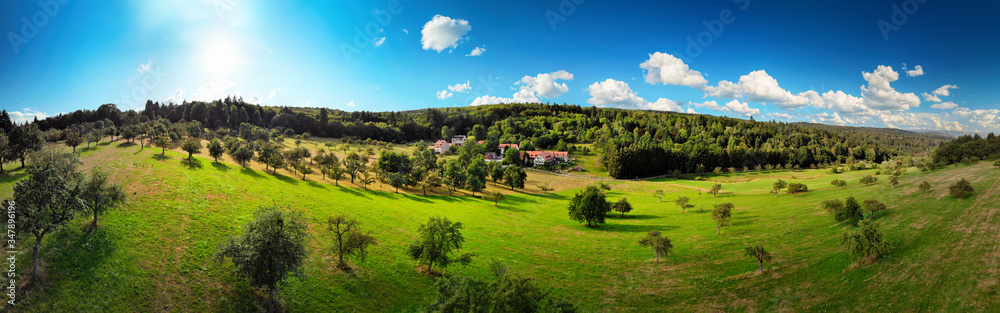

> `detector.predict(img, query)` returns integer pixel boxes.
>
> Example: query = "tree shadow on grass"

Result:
[273,173,300,185]
[606,214,661,220]
[731,214,758,226]
[182,158,203,170]
[240,167,264,179]
[601,224,679,233]
[504,195,539,205]
[306,181,327,189]
[493,204,530,213]
[211,161,231,172]
[151,154,171,161]
[334,185,369,199]
[115,142,136,149]
[39,222,119,304]
[0,170,28,184]
[400,193,433,204]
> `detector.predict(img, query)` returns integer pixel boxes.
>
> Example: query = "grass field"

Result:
[1,139,999,312]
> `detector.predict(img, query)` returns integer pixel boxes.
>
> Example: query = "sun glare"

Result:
[201,39,244,77]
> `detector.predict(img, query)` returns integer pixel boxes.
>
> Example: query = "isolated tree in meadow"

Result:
[407,216,475,274]
[708,183,722,197]
[653,190,665,202]
[994,160,1000,169]
[674,196,693,213]
[613,197,633,217]
[918,181,932,192]
[215,205,308,306]
[743,244,773,273]
[712,203,733,234]
[64,130,83,153]
[488,161,504,186]
[860,175,878,186]
[327,215,378,270]
[181,138,201,160]
[772,179,787,196]
[949,178,974,199]
[843,196,864,226]
[822,199,846,221]
[503,166,527,190]
[786,183,807,195]
[596,182,611,191]
[13,150,87,284]
[538,182,554,194]
[323,161,345,185]
[154,136,171,155]
[484,191,505,206]
[443,160,466,195]
[85,130,100,148]
[638,230,673,262]
[862,199,887,219]
[568,186,612,227]
[387,172,408,193]
[10,125,45,167]
[889,176,899,188]
[466,160,487,196]
[841,219,891,265]
[80,167,126,227]
[233,145,255,168]
[207,138,224,162]
[831,179,847,188]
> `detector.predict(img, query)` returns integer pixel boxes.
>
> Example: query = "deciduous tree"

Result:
[949,178,974,199]
[327,215,377,270]
[207,138,224,162]
[215,205,308,306]
[712,203,733,234]
[484,191,505,206]
[407,216,474,274]
[708,183,722,197]
[743,244,773,273]
[613,197,633,217]
[80,167,126,227]
[772,179,787,196]
[568,186,612,227]
[181,138,201,160]
[841,219,890,264]
[638,230,673,262]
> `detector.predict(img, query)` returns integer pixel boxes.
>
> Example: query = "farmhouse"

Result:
[433,140,450,154]
[498,143,519,154]
[519,150,570,166]
[451,135,467,147]
[484,152,503,162]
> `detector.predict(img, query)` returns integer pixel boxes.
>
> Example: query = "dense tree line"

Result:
[932,133,1000,165]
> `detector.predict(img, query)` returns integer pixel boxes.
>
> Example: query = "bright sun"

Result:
[201,40,244,77]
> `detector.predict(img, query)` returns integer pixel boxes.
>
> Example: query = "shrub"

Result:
[949,179,974,199]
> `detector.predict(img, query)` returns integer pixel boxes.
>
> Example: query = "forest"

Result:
[12,99,947,179]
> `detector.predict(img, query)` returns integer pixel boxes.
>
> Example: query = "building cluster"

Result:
[433,136,570,167]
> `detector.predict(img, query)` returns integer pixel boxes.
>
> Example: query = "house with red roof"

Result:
[433,140,450,154]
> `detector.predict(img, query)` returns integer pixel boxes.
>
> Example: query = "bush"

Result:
[949,179,974,199]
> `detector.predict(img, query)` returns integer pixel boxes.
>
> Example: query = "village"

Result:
[432,135,571,167]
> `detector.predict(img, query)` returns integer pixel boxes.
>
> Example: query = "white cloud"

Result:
[704,70,810,108]
[246,94,263,105]
[640,52,708,89]
[166,88,186,104]
[466,46,486,56]
[930,101,958,109]
[860,65,920,111]
[921,93,941,102]
[723,100,760,117]
[436,90,453,100]
[373,37,386,47]
[812,112,848,125]
[137,60,152,74]
[811,90,868,114]
[268,88,279,99]
[906,65,924,77]
[586,79,646,107]
[346,100,355,107]
[470,95,516,106]
[513,70,574,103]
[7,108,49,124]
[691,100,723,111]
[768,113,795,120]
[448,81,471,93]
[932,84,957,97]
[645,98,684,112]
[685,107,697,114]
[402,29,409,34]
[194,81,236,101]
[420,15,471,53]
[953,107,1000,128]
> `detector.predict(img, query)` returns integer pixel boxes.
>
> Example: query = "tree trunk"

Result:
[758,260,763,273]
[92,209,99,227]
[269,286,276,302]
[717,226,720,235]
[31,232,45,283]
[20,156,25,168]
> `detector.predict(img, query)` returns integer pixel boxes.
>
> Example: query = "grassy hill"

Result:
[1,138,998,312]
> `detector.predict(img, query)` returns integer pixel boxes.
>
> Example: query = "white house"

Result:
[433,140,450,154]
[451,135,467,146]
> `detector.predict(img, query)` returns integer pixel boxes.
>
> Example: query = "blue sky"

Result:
[2,0,1000,133]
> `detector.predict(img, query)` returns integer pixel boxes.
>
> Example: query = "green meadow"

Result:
[1,140,999,312]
